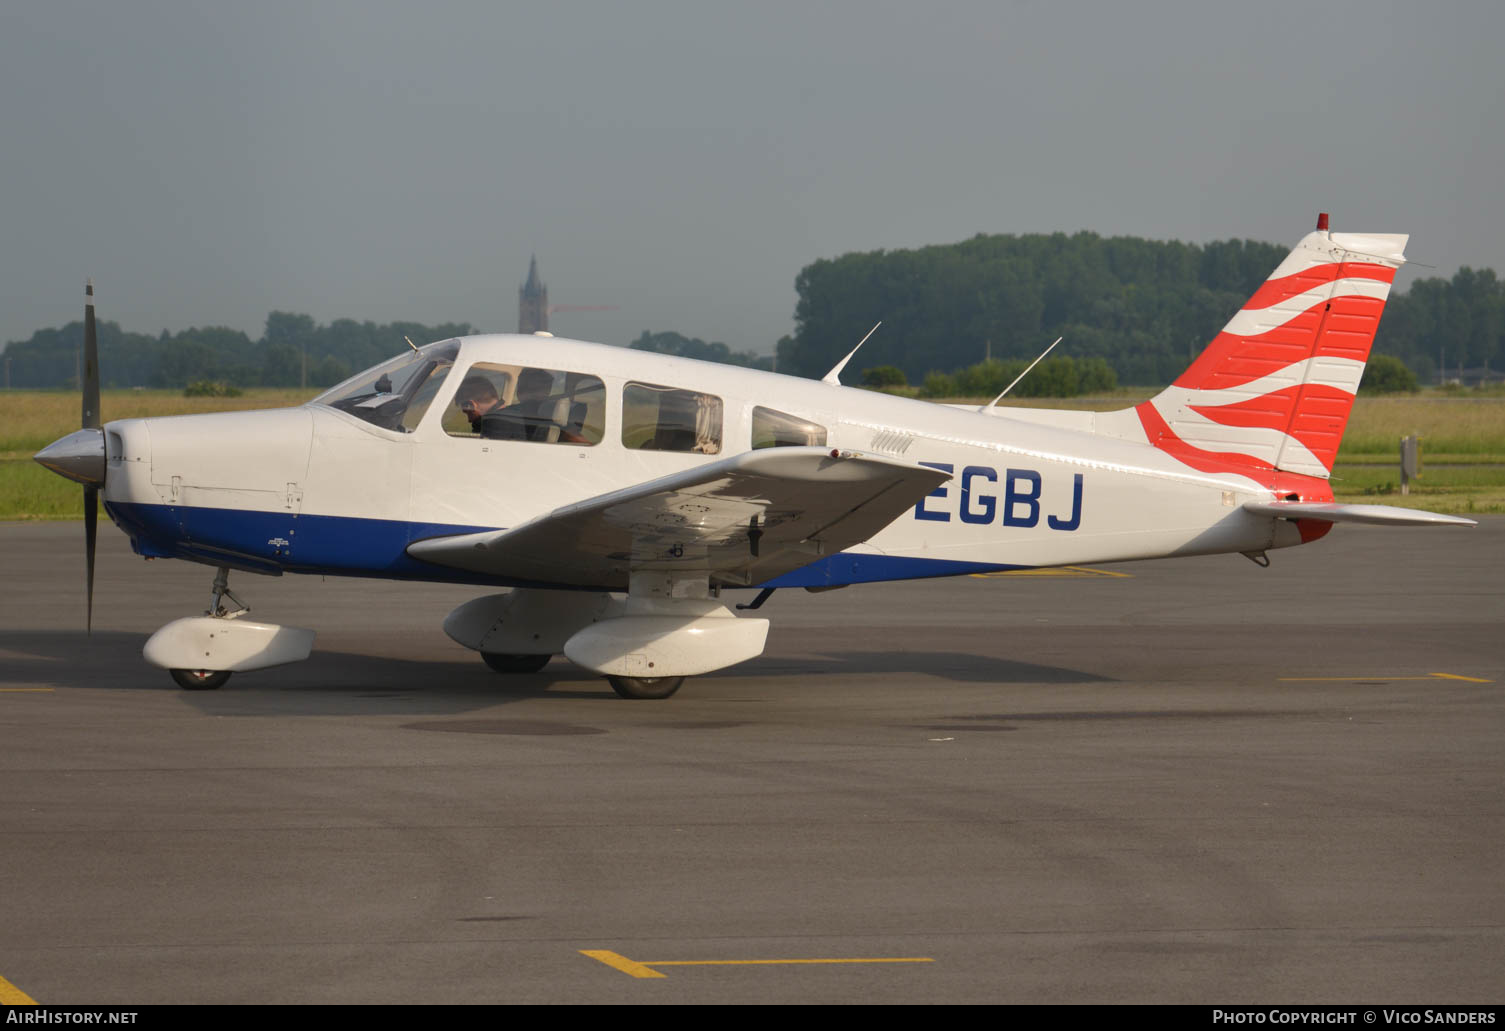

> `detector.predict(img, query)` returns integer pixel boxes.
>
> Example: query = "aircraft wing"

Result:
[407,446,952,588]
[1242,500,1477,527]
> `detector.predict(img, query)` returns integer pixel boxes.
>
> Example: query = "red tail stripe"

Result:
[1171,295,1387,391]
[1138,401,1339,498]
[1188,383,1355,471]
[1135,401,1275,477]
[1243,261,1395,311]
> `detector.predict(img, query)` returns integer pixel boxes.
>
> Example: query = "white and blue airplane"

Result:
[35,216,1473,698]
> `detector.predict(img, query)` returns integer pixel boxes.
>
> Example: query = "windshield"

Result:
[312,339,461,432]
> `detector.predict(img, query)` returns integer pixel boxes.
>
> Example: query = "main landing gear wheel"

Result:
[480,652,552,674]
[606,675,685,700]
[170,668,231,691]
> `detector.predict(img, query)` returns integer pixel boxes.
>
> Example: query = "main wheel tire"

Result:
[480,652,552,674]
[606,675,685,700]
[170,668,231,691]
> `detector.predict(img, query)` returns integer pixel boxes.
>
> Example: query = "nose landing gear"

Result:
[143,566,316,690]
[163,569,248,689]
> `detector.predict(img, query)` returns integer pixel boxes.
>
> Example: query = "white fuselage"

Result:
[100,334,1304,586]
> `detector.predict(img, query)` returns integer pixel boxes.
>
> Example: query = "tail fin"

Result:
[1134,217,1407,479]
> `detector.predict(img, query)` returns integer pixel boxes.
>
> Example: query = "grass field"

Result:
[2,389,317,521]
[0,388,315,457]
[3,387,1503,519]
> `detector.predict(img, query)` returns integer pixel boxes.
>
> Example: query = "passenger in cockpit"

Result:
[502,368,588,444]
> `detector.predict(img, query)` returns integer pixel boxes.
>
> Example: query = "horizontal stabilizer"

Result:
[1243,500,1476,527]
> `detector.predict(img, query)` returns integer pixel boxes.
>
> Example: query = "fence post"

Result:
[1399,434,1421,495]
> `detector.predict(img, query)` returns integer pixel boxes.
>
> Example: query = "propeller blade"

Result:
[85,486,97,634]
[83,279,100,429]
[83,279,101,633]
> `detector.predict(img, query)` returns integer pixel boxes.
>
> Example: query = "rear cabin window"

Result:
[444,363,605,445]
[621,382,722,454]
[752,406,827,449]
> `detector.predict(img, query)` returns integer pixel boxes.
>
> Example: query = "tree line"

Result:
[1,312,475,390]
[776,232,1505,387]
[4,234,1501,391]
[627,330,773,370]
[1,317,775,392]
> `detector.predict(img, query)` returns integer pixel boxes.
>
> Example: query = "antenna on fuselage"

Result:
[984,336,1063,410]
[821,322,882,386]
[403,336,421,354]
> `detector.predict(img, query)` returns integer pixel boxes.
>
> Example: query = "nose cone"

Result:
[35,428,106,487]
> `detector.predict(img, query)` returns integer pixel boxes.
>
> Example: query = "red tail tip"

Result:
[1316,212,1330,231]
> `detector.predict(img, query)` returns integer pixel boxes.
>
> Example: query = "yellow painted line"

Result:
[582,949,932,978]
[580,950,666,979]
[0,688,55,693]
[1279,673,1493,683]
[970,566,1131,578]
[0,972,37,1005]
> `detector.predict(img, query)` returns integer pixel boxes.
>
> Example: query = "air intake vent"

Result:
[869,428,914,454]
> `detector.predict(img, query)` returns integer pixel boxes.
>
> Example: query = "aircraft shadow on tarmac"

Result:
[0,630,1110,715]
[717,650,1112,684]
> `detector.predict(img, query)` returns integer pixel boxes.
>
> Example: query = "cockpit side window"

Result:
[752,406,827,449]
[313,339,459,433]
[622,382,722,454]
[401,365,455,432]
[444,362,604,445]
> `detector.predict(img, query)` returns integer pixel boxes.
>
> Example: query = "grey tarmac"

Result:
[0,518,1501,1004]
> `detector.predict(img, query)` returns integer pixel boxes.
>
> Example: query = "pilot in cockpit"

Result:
[455,369,588,444]
[454,374,508,438]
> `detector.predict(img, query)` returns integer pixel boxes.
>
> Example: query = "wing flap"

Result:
[408,447,951,587]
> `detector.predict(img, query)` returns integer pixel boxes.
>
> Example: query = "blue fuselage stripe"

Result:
[103,501,1025,588]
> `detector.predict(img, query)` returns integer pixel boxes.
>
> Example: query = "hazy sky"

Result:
[3,1,1502,357]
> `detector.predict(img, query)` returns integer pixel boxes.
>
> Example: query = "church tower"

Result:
[518,255,548,334]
